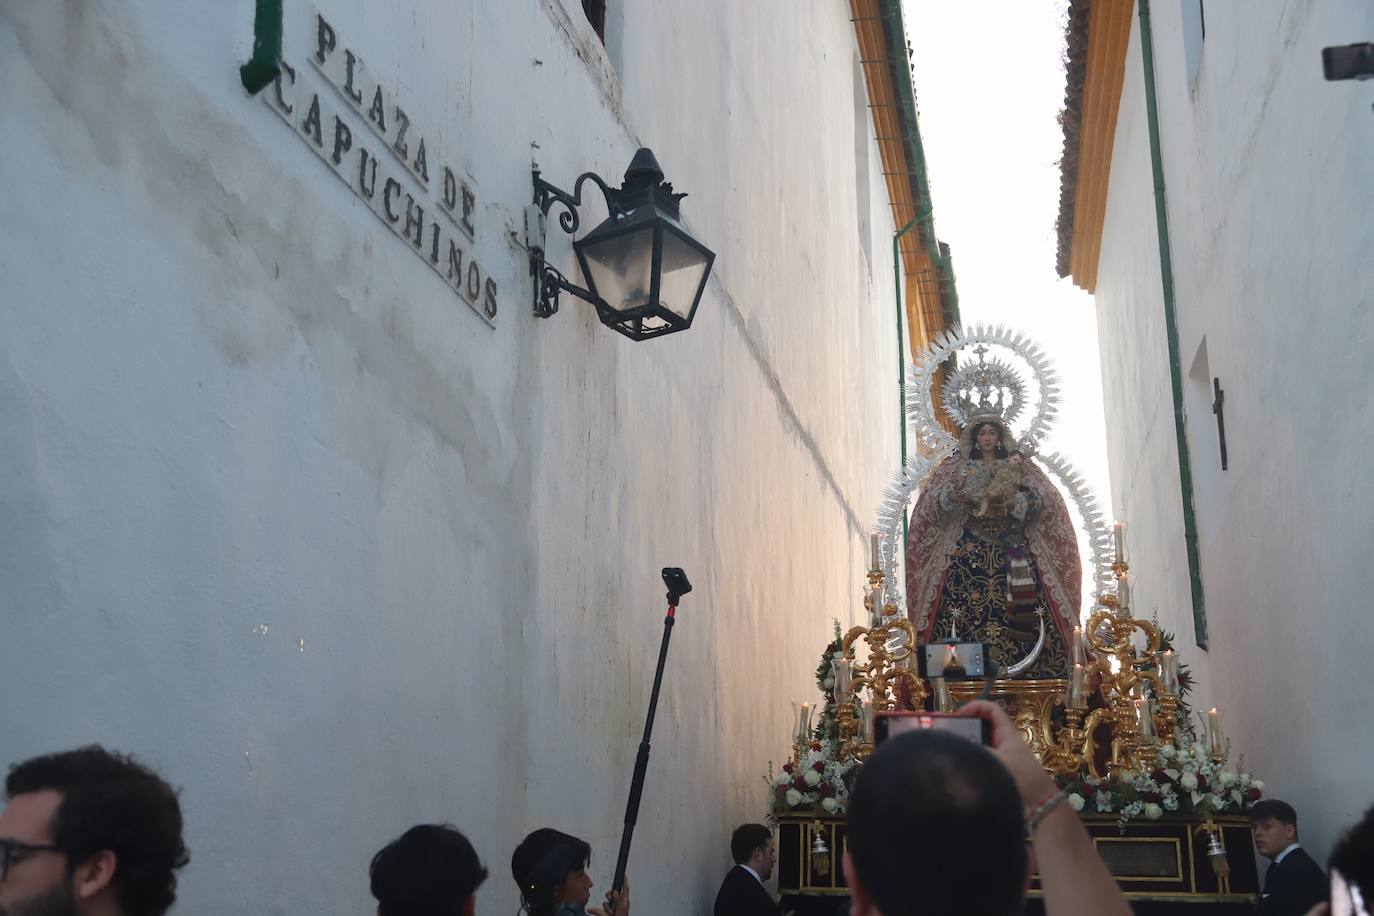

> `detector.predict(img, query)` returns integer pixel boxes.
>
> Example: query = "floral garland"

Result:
[767,624,1266,828]
[767,624,857,818]
[1058,731,1265,831]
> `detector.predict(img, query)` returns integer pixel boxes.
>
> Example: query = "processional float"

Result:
[770,326,1262,911]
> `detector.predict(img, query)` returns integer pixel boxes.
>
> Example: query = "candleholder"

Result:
[833,564,926,760]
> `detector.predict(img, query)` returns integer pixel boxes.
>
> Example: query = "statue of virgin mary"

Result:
[904,415,1081,679]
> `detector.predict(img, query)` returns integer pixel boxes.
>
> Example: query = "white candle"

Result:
[1113,521,1126,563]
[1207,708,1223,756]
[869,585,883,625]
[1067,663,1086,709]
[1118,577,1132,616]
[934,677,953,712]
[1137,698,1156,740]
[1160,650,1178,695]
[1072,626,1085,665]
[835,657,853,699]
[870,533,881,571]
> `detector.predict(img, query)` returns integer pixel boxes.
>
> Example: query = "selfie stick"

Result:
[611,568,692,901]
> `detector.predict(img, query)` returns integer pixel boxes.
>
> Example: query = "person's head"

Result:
[1250,799,1300,858]
[844,730,1027,916]
[1007,451,1024,466]
[729,824,775,880]
[370,824,488,916]
[968,423,1008,460]
[1329,802,1374,916]
[0,746,189,916]
[511,829,592,916]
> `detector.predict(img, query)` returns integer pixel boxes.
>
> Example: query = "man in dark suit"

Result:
[714,823,784,916]
[1251,799,1327,916]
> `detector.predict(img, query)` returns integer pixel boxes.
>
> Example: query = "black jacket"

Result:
[713,866,780,916]
[1258,846,1327,916]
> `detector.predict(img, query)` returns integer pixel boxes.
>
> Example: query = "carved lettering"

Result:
[383,177,402,223]
[466,260,481,300]
[357,146,378,198]
[429,223,441,264]
[315,14,336,65]
[412,139,428,184]
[331,116,352,165]
[484,277,498,318]
[447,238,465,282]
[393,106,410,158]
[302,94,323,147]
[460,183,475,237]
[343,49,364,104]
[403,194,424,247]
[442,166,457,211]
[272,60,297,115]
[368,86,386,131]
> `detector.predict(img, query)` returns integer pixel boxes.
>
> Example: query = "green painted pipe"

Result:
[240,0,283,95]
[1138,0,1209,648]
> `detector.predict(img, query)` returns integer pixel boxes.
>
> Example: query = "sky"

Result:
[902,0,1115,521]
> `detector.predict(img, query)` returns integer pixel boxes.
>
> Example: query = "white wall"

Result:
[1095,0,1374,863]
[0,2,903,912]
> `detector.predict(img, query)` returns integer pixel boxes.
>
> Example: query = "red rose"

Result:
[818,783,834,797]
[810,741,822,752]
[1197,775,1209,792]
[1246,787,1262,802]
[783,763,795,774]
[1152,769,1171,783]
[813,761,826,772]
[793,777,807,791]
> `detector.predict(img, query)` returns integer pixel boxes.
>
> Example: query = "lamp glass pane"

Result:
[580,225,655,314]
[656,229,710,320]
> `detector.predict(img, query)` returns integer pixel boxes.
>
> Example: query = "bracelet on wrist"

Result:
[1025,788,1069,835]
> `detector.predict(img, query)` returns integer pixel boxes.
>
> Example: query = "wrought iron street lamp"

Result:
[528,148,715,341]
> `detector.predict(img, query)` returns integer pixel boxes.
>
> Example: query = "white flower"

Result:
[1240,773,1251,787]
[1144,803,1164,820]
[1253,780,1265,791]
[1163,768,1180,781]
[1231,789,1244,805]
[821,796,840,814]
[1220,770,1237,788]
[1068,793,1085,811]
[803,768,822,787]
[1160,744,1176,759]
[785,788,803,806]
[1095,792,1114,812]
[823,676,835,689]
[1163,795,1179,811]
[775,771,792,787]
[1191,791,1206,808]
[1179,772,1198,790]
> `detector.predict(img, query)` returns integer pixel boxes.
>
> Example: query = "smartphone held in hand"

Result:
[872,711,991,746]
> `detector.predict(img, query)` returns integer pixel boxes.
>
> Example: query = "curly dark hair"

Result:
[1329,802,1374,906]
[5,746,189,916]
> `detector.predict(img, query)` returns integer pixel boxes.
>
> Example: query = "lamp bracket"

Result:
[530,168,623,319]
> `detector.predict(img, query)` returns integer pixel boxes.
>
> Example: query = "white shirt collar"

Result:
[740,864,764,885]
[1275,842,1302,864]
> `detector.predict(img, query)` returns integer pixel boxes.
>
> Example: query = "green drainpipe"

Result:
[1138,0,1208,648]
[240,0,283,95]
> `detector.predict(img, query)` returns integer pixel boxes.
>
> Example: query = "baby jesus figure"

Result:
[974,450,1025,518]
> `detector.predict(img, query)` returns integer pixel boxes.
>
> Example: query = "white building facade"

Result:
[1056,0,1374,861]
[0,1,955,913]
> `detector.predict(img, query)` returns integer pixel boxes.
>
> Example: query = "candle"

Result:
[861,699,875,744]
[869,585,883,625]
[1113,521,1126,563]
[1137,698,1156,740]
[1118,577,1132,617]
[1072,626,1085,665]
[934,677,953,712]
[870,533,880,571]
[1067,663,1086,708]
[1160,649,1178,695]
[834,657,853,699]
[1207,708,1224,756]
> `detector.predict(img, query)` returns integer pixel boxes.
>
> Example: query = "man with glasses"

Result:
[0,746,189,916]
